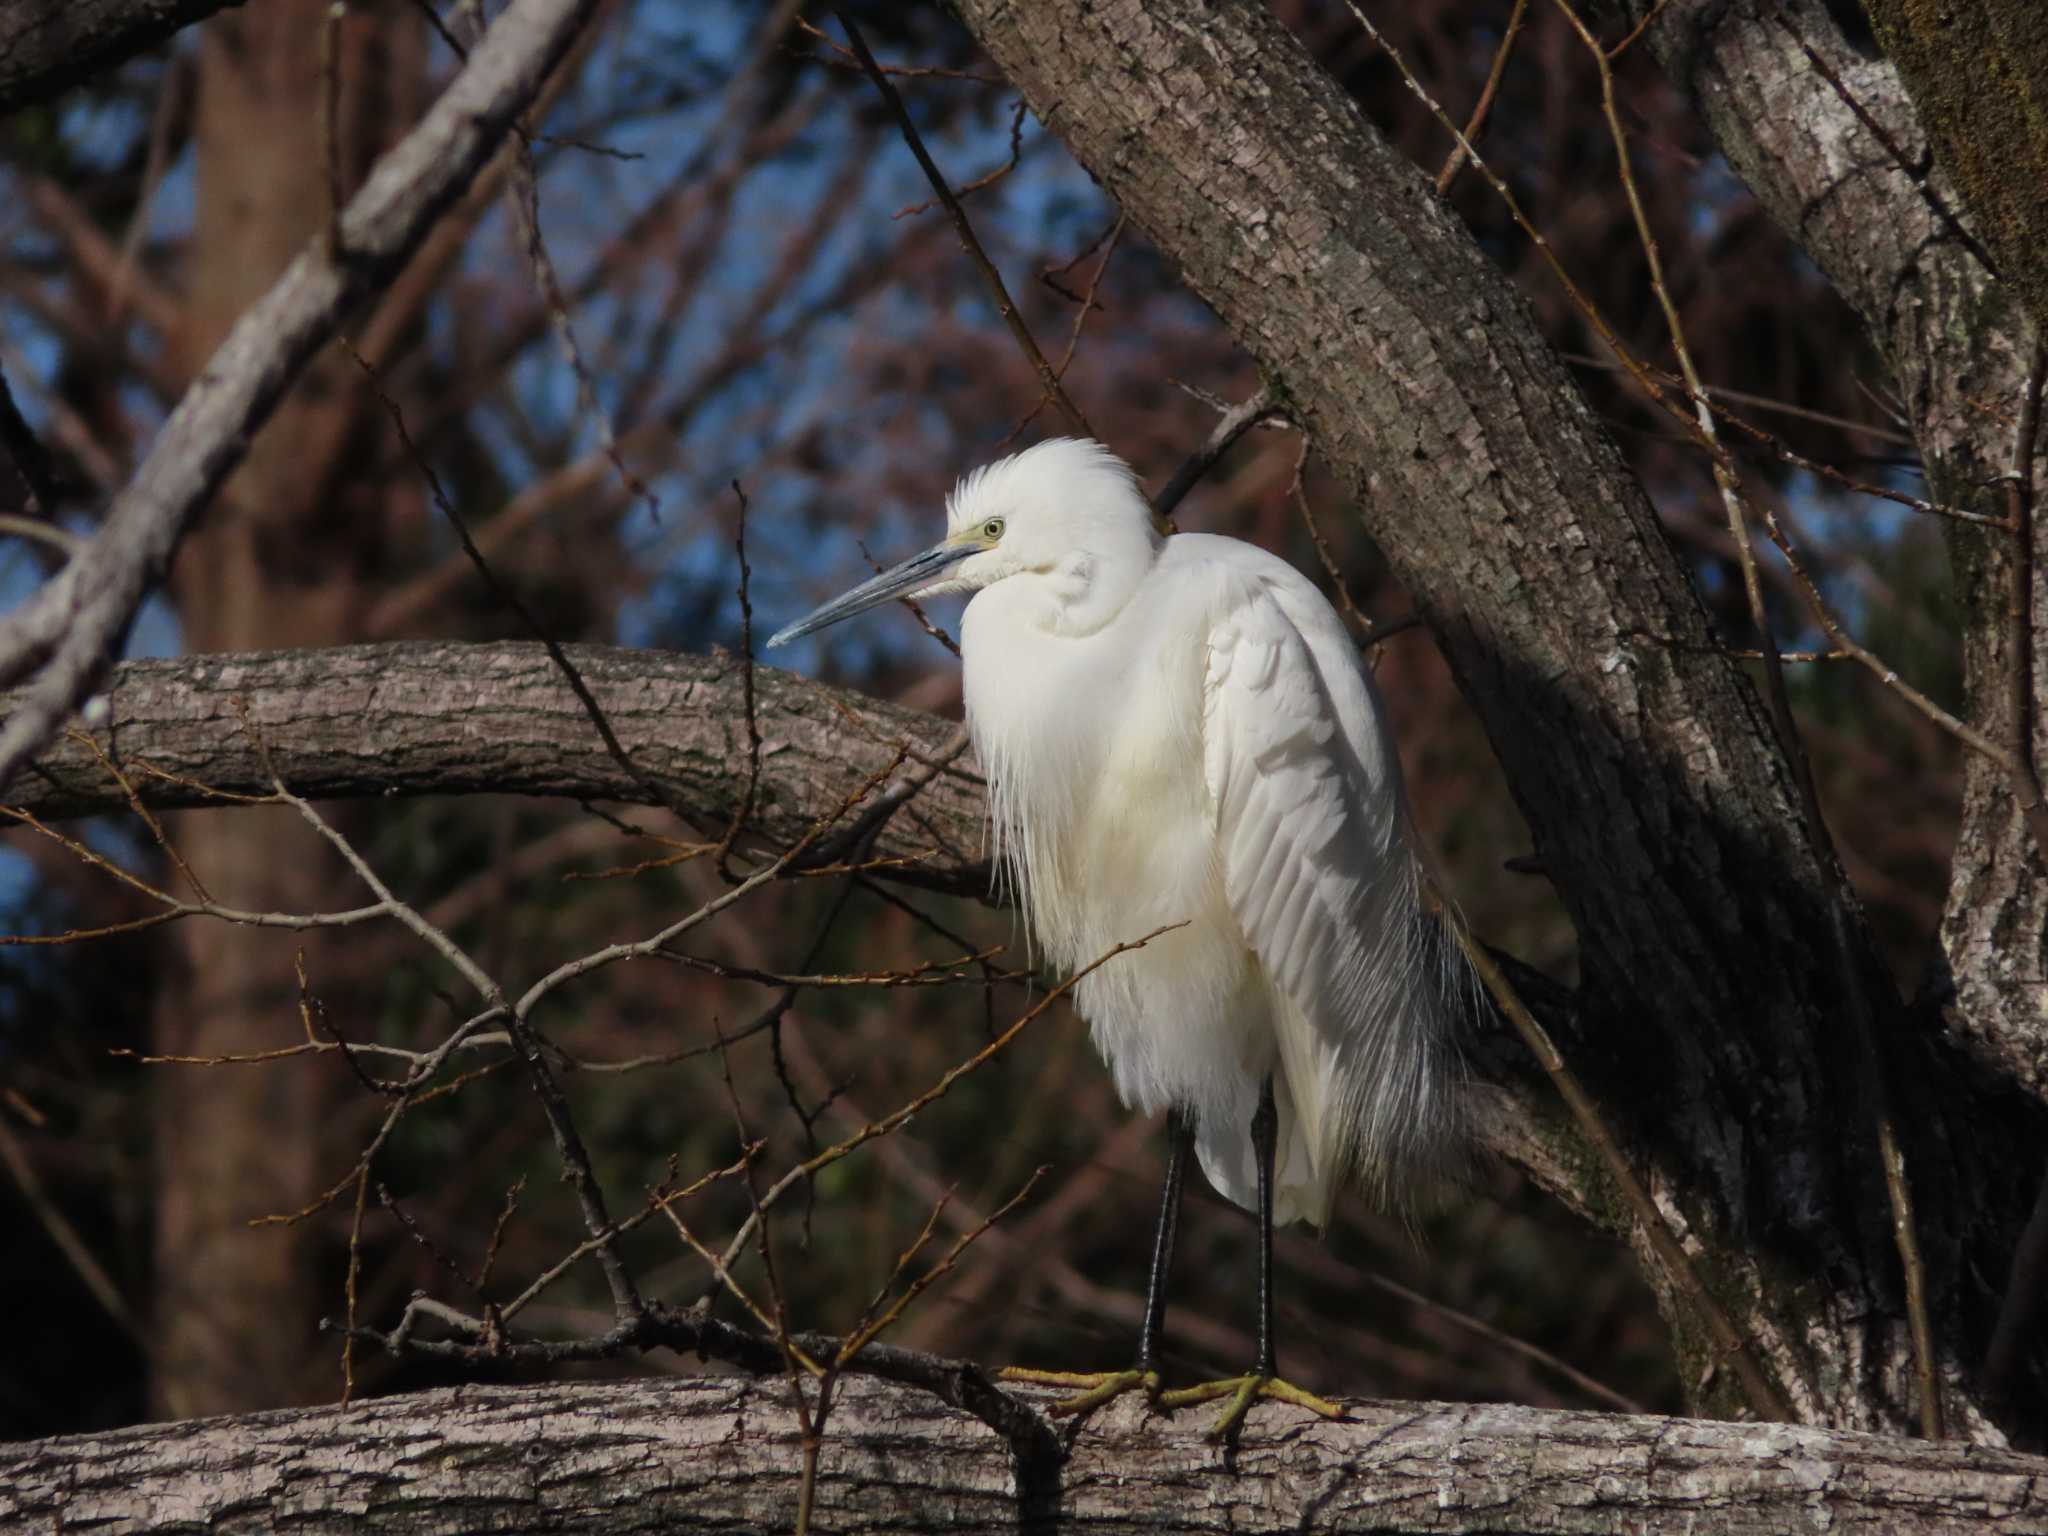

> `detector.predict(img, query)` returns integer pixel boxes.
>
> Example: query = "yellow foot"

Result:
[1157,1373,1345,1440]
[997,1365,1162,1416]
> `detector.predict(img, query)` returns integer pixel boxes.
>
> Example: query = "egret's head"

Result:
[768,438,1155,648]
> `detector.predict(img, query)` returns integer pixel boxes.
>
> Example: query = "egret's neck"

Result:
[1030,524,1161,637]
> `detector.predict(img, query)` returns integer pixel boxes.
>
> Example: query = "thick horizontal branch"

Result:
[3,1375,2043,1534]
[1,640,992,894]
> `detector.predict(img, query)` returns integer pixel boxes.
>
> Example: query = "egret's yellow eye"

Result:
[982,517,1005,541]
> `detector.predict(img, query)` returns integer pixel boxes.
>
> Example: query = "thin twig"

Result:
[250,719,646,1325]
[1152,386,1284,526]
[715,481,763,878]
[1354,1265,1647,1414]
[297,951,394,1100]
[1041,215,1123,299]
[853,875,1009,1036]
[1753,506,2010,765]
[104,52,182,328]
[0,801,392,945]
[843,1191,957,1359]
[507,748,918,1045]
[499,1145,762,1325]
[75,729,213,903]
[837,1167,1048,1368]
[1559,352,1914,446]
[506,135,660,522]
[793,16,1002,84]
[1455,928,1792,1422]
[1561,355,1990,523]
[697,922,1186,1304]
[455,0,659,524]
[658,948,1014,989]
[800,724,973,872]
[0,514,81,555]
[831,6,1091,440]
[1605,0,1670,60]
[1435,0,1528,196]
[1051,213,1123,382]
[1289,442,1423,655]
[894,98,1029,219]
[342,1168,369,1401]
[855,538,961,657]
[711,1031,825,1536]
[477,1177,526,1296]
[342,340,702,836]
[1714,404,2002,527]
[1290,436,1372,631]
[1342,1,1696,445]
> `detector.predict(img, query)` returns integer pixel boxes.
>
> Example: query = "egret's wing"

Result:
[1202,569,1455,1223]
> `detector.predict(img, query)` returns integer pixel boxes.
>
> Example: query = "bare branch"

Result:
[1434,0,1529,196]
[7,1374,2046,1534]
[830,5,1091,440]
[0,0,607,793]
[1,644,989,890]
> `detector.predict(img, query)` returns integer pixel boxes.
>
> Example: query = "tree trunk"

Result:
[1859,0,2048,343]
[4,1375,2044,1534]
[148,0,426,1420]
[1597,0,2048,1419]
[1602,0,2048,1135]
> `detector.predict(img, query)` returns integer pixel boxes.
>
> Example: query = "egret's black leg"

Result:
[1250,1073,1278,1379]
[1137,1109,1192,1376]
[999,1112,1190,1415]
[1159,1073,1343,1438]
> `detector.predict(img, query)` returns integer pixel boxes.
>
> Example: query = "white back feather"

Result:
[1203,558,1463,1218]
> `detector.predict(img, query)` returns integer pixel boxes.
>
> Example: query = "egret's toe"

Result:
[1157,1373,1345,1439]
[997,1365,1162,1416]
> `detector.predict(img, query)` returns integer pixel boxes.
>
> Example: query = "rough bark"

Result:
[1596,0,2048,1420]
[944,0,2038,1437]
[0,0,241,116]
[3,642,988,893]
[1604,0,2048,1114]
[1860,0,2048,343]
[4,1375,2044,1534]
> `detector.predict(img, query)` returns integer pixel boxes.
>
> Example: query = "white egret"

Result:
[769,438,1461,1435]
